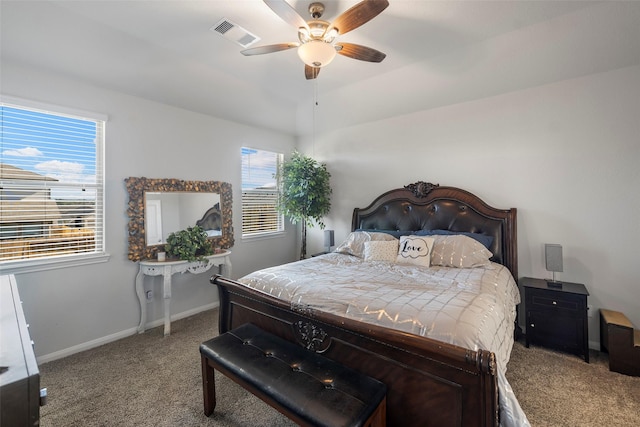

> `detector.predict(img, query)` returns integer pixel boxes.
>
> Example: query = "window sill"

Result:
[1,253,111,275]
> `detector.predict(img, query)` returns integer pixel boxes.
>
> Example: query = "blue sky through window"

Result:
[241,147,279,190]
[0,106,98,188]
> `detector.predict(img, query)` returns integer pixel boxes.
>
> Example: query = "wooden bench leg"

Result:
[364,396,386,427]
[201,354,216,416]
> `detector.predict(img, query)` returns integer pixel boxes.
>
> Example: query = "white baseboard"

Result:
[37,302,219,364]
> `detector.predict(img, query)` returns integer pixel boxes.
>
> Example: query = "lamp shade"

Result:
[324,230,334,247]
[545,244,563,273]
[298,40,336,68]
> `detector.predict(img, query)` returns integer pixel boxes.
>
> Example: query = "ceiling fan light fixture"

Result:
[308,20,329,38]
[245,0,389,79]
[298,40,336,68]
[298,20,335,43]
[323,27,338,42]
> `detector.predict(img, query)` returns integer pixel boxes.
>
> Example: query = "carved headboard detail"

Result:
[404,181,440,198]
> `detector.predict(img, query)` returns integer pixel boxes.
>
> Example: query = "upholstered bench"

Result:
[200,323,387,427]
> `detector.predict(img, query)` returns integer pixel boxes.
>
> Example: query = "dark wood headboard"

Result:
[352,182,518,279]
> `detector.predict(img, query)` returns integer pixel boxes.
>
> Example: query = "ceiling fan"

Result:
[242,0,389,80]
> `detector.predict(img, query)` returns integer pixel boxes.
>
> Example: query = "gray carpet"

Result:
[39,309,639,426]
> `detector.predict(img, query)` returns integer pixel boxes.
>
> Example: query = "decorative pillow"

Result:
[364,240,399,262]
[396,235,435,267]
[356,229,415,238]
[334,231,398,258]
[415,229,494,249]
[430,235,493,268]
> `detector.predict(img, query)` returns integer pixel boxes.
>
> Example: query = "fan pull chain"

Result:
[314,77,319,106]
[312,79,318,156]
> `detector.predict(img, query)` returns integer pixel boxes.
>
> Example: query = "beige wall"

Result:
[300,64,640,347]
[2,63,298,361]
[4,62,638,359]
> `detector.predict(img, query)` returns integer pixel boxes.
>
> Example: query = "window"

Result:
[0,98,106,270]
[241,147,283,237]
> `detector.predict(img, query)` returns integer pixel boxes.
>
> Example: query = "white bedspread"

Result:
[239,252,530,427]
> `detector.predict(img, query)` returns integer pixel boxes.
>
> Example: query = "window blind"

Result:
[241,147,283,236]
[242,188,282,235]
[0,103,105,262]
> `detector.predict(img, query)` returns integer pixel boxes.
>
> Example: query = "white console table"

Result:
[135,251,231,336]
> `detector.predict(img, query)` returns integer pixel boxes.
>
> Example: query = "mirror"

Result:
[144,192,221,246]
[125,177,233,261]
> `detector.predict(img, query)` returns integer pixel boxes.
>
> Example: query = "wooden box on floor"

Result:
[600,309,640,377]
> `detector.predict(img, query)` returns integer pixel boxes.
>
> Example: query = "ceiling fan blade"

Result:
[305,65,320,80]
[241,43,299,56]
[335,42,386,63]
[328,0,389,36]
[264,0,309,31]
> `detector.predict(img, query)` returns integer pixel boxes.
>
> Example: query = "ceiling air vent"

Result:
[211,18,260,49]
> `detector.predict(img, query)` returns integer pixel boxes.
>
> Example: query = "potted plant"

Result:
[276,150,332,259]
[164,225,213,262]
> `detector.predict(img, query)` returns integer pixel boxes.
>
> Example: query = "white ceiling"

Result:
[2,1,640,136]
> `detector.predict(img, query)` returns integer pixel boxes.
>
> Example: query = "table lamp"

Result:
[545,243,563,288]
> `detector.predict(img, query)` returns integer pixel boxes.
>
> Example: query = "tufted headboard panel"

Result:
[352,182,518,278]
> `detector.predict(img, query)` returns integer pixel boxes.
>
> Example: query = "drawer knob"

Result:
[552,301,557,305]
[530,324,535,327]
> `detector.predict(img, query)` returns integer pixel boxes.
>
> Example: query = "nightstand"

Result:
[521,277,590,362]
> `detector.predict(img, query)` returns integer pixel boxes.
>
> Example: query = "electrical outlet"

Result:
[145,290,153,301]
[587,304,593,317]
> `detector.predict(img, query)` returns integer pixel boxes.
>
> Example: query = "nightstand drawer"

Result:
[530,293,580,311]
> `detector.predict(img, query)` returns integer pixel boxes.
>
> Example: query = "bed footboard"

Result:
[212,275,498,427]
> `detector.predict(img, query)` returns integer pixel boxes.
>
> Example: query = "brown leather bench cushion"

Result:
[200,323,387,426]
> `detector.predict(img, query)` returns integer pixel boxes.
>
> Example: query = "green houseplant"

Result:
[164,225,213,262]
[276,151,332,259]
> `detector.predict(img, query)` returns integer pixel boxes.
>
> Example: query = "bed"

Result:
[212,182,529,426]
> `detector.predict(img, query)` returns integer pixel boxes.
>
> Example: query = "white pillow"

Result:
[396,235,435,267]
[364,240,399,262]
[430,235,493,268]
[334,231,398,258]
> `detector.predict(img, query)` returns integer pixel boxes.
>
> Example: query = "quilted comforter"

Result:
[239,252,530,426]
